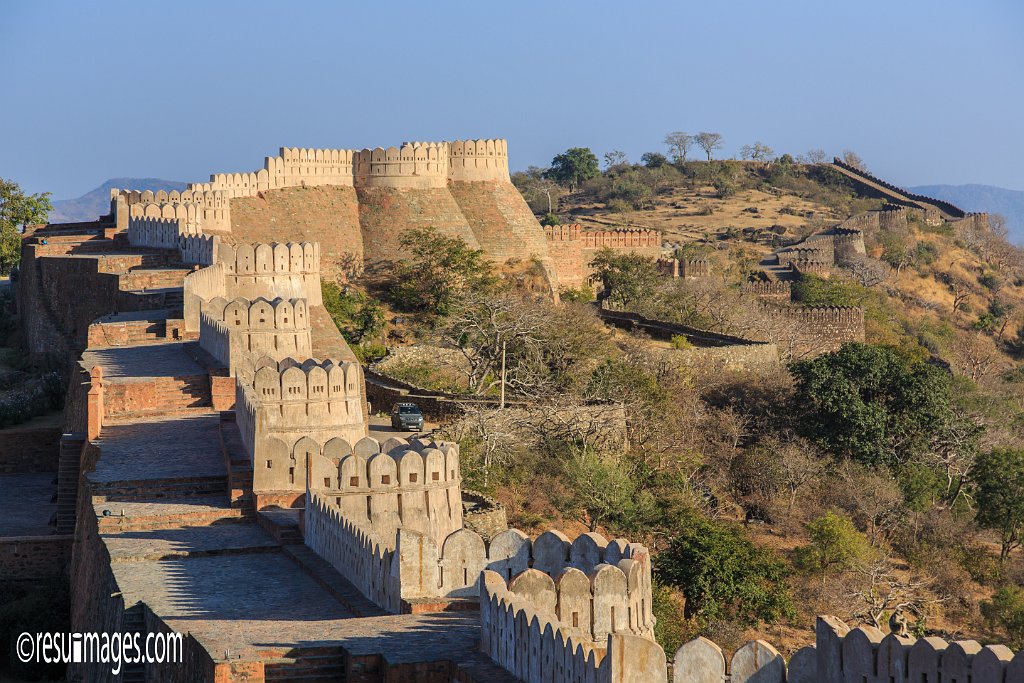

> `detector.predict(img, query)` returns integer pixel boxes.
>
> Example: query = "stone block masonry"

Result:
[544,224,663,289]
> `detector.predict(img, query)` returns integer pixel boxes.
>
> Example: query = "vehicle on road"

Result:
[391,402,424,432]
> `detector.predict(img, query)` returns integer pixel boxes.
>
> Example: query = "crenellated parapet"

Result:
[127,215,201,250]
[479,554,663,683]
[447,138,510,182]
[199,296,313,369]
[235,357,365,492]
[307,435,461,550]
[182,241,322,333]
[353,143,450,189]
[114,188,231,233]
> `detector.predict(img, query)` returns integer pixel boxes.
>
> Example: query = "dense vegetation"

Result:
[329,137,1024,652]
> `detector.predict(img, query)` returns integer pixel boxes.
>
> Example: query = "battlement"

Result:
[353,143,450,189]
[235,357,365,492]
[778,305,865,326]
[307,435,462,551]
[480,562,662,683]
[127,215,201,251]
[544,224,582,242]
[790,258,832,276]
[199,296,313,369]
[178,234,218,266]
[447,138,510,182]
[114,189,231,232]
[657,257,711,279]
[741,281,792,300]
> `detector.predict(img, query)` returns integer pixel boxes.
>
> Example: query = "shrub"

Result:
[540,212,561,226]
[793,511,874,576]
[982,586,1024,648]
[657,517,795,627]
[670,334,693,350]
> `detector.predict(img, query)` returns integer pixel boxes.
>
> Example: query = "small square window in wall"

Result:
[350,476,359,487]
[381,475,391,485]
[409,473,418,483]
[432,472,440,481]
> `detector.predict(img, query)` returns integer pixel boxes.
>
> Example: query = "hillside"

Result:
[49,177,187,223]
[910,183,1024,242]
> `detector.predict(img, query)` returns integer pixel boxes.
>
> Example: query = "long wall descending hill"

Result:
[829,158,967,222]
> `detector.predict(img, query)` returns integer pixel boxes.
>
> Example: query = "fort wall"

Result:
[307,437,462,550]
[235,358,366,494]
[198,296,313,369]
[544,225,663,289]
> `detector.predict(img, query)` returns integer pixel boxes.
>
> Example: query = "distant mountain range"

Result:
[48,178,187,223]
[909,184,1024,244]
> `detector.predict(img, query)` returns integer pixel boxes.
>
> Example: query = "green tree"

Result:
[657,517,795,626]
[544,148,600,191]
[790,343,976,469]
[794,511,874,578]
[389,228,497,316]
[982,586,1024,647]
[641,152,668,169]
[0,178,51,274]
[588,248,661,309]
[972,448,1024,561]
[558,450,644,532]
[322,281,385,344]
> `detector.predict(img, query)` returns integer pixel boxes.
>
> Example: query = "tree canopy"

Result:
[657,517,794,626]
[389,227,497,316]
[0,178,51,275]
[544,148,600,191]
[790,343,974,469]
[972,448,1024,560]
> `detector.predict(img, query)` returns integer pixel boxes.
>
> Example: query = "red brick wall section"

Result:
[0,423,62,472]
[0,536,71,581]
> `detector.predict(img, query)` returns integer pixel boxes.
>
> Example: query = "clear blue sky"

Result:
[2,0,1022,199]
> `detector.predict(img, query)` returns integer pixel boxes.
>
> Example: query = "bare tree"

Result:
[740,142,774,161]
[950,333,1003,382]
[694,132,724,161]
[843,254,891,287]
[939,271,972,315]
[846,559,940,630]
[604,150,628,169]
[841,150,867,171]
[663,132,693,164]
[804,149,827,164]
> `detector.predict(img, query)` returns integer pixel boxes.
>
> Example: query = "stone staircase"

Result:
[102,375,213,419]
[262,646,347,683]
[55,433,86,535]
[120,606,146,683]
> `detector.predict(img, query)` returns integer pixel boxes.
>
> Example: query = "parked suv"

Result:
[391,403,424,432]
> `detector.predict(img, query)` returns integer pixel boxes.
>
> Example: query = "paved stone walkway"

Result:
[0,473,55,535]
[90,414,224,484]
[104,522,278,562]
[81,341,204,382]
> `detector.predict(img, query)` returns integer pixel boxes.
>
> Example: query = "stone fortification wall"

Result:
[306,436,463,550]
[765,305,866,357]
[544,225,663,289]
[182,240,322,333]
[356,186,480,262]
[114,188,230,233]
[216,241,322,305]
[198,296,312,369]
[127,215,201,250]
[235,358,366,493]
[353,143,450,189]
[447,179,555,274]
[480,566,663,683]
[480,594,1024,683]
[830,158,966,221]
[657,257,712,279]
[741,281,792,301]
[447,138,510,182]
